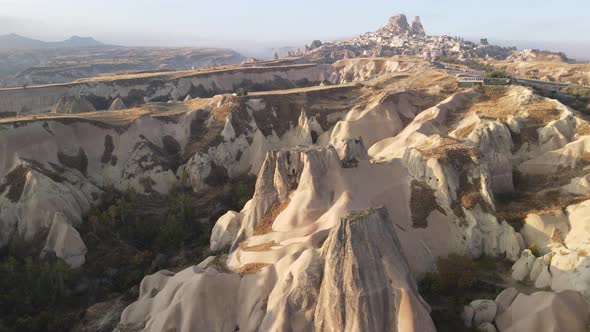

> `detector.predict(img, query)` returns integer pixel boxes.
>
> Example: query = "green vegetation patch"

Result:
[418,254,507,332]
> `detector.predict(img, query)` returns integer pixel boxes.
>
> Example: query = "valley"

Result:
[1,11,590,332]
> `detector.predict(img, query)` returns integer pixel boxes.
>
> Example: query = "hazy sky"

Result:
[1,0,589,57]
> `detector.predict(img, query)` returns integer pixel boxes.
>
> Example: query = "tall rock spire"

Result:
[379,14,410,35]
[411,16,425,35]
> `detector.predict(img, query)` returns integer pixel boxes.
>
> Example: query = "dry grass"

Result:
[236,263,271,275]
[496,190,590,232]
[488,59,590,87]
[577,121,590,136]
[419,137,478,166]
[249,82,357,97]
[252,200,290,236]
[467,87,561,125]
[461,191,486,210]
[0,98,211,126]
[240,240,277,252]
[71,63,317,83]
[454,123,477,138]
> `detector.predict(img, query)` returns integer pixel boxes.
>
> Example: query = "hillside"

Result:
[2,10,590,332]
[0,33,105,50]
[0,46,245,87]
[1,53,590,331]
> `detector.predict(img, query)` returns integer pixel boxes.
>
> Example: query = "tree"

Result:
[107,205,120,225]
[486,70,510,79]
[116,198,133,224]
[157,215,185,252]
[273,52,279,60]
[89,214,100,232]
[235,87,248,97]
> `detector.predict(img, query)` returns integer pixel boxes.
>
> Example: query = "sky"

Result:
[1,0,589,59]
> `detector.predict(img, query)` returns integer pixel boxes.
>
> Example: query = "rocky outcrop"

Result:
[108,97,127,111]
[42,212,87,268]
[314,207,435,332]
[379,14,411,35]
[0,162,98,266]
[410,16,425,35]
[329,90,420,148]
[119,207,436,332]
[495,290,589,332]
[51,96,96,114]
[259,249,323,331]
[0,85,356,266]
[1,63,337,115]
[462,289,589,332]
[117,266,242,332]
[510,198,590,299]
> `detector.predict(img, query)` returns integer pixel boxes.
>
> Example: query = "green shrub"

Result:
[475,254,497,271]
[418,272,443,293]
[528,243,541,257]
[235,87,248,96]
[486,70,510,78]
[157,215,187,252]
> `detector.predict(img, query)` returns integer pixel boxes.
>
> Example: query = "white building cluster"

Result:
[303,14,516,61]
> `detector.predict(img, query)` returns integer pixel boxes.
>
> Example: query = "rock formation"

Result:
[108,97,127,111]
[304,13,517,62]
[314,207,435,332]
[3,54,590,331]
[410,16,425,35]
[51,96,96,114]
[380,14,411,35]
[463,288,589,332]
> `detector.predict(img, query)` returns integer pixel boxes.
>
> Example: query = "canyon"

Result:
[1,13,590,332]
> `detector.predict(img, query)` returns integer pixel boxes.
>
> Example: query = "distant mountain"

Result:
[56,35,104,48]
[0,33,46,49]
[0,33,105,50]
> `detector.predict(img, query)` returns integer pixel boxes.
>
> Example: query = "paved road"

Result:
[435,61,573,90]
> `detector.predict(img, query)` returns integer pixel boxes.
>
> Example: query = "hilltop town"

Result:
[293,14,517,61]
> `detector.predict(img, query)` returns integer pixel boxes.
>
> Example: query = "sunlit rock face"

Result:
[116,207,435,332]
[4,53,590,331]
[314,207,435,332]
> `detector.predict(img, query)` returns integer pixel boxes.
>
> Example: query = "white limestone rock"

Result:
[495,288,519,316]
[259,249,323,331]
[498,221,526,261]
[118,266,241,332]
[42,212,87,268]
[520,211,570,254]
[512,249,536,281]
[314,207,436,332]
[462,305,475,327]
[51,96,96,114]
[210,211,242,252]
[495,290,589,332]
[549,246,590,299]
[562,174,590,195]
[108,97,127,111]
[237,266,276,332]
[529,253,554,288]
[477,322,497,332]
[470,299,498,325]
